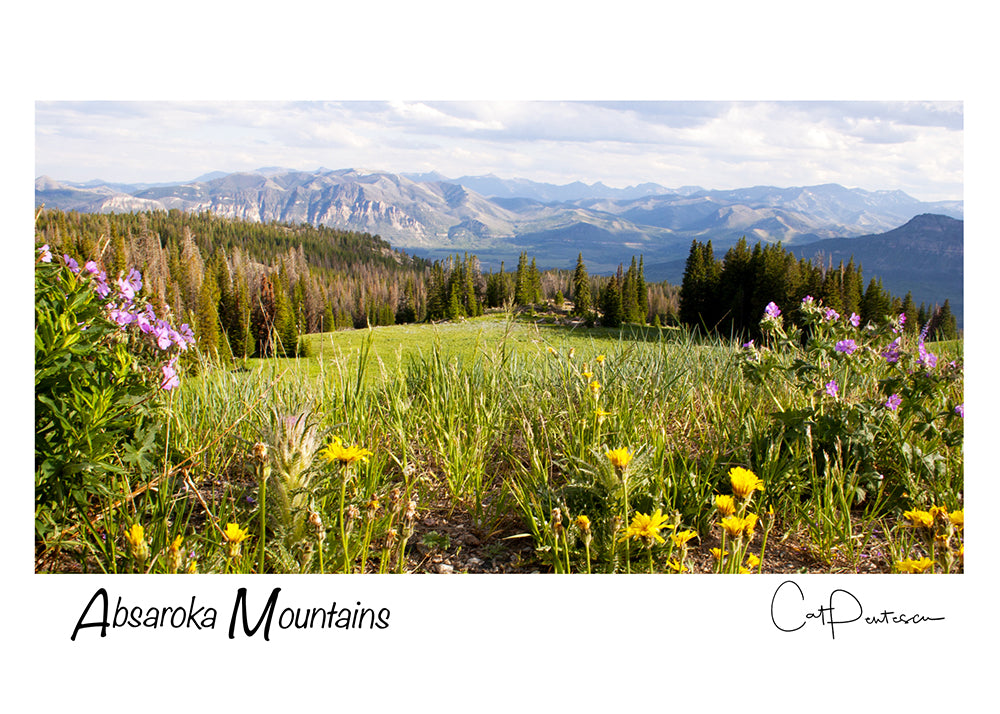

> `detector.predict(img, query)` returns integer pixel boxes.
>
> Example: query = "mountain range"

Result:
[35,167,964,324]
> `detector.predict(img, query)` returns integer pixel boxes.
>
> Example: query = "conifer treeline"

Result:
[679,237,959,340]
[37,209,681,358]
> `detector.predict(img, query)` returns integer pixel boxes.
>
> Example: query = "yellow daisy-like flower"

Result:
[714,494,736,517]
[670,530,697,548]
[594,407,612,422]
[949,510,964,529]
[746,553,761,569]
[169,534,184,553]
[582,370,594,381]
[320,436,374,466]
[903,509,934,530]
[729,467,764,500]
[666,559,688,573]
[223,522,250,544]
[896,557,935,574]
[624,509,673,545]
[595,354,606,364]
[742,513,759,539]
[606,446,633,470]
[720,515,746,538]
[710,547,728,561]
[575,514,591,533]
[589,380,602,397]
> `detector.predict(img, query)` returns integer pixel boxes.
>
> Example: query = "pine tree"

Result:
[572,253,591,316]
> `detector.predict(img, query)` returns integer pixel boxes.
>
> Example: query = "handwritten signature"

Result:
[770,580,945,639]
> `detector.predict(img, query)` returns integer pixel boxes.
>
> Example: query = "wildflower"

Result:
[714,494,736,517]
[742,512,759,539]
[595,354,605,364]
[746,553,761,569]
[38,244,52,262]
[764,302,781,319]
[160,358,180,391]
[720,515,746,539]
[252,442,269,463]
[896,557,934,574]
[801,295,814,305]
[222,522,250,558]
[109,305,136,328]
[949,510,963,530]
[884,393,902,411]
[153,320,174,350]
[825,380,839,398]
[547,346,557,356]
[582,370,593,381]
[666,559,688,573]
[835,339,857,354]
[670,530,697,548]
[589,380,602,397]
[729,466,764,500]
[624,509,672,546]
[849,312,861,328]
[575,514,591,533]
[84,260,99,275]
[710,547,728,561]
[742,339,755,349]
[93,271,111,299]
[594,407,611,423]
[606,446,633,470]
[551,508,563,533]
[166,535,185,573]
[955,404,964,418]
[903,509,934,530]
[63,254,80,273]
[882,338,901,364]
[917,341,938,370]
[124,523,149,563]
[823,308,840,321]
[319,436,373,466]
[366,497,381,515]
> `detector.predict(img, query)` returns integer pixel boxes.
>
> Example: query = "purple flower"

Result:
[764,302,781,319]
[882,338,901,364]
[177,323,195,348]
[38,244,52,263]
[135,304,157,334]
[885,394,902,411]
[849,313,861,328]
[742,339,755,349]
[160,358,180,391]
[917,341,938,370]
[109,305,135,328]
[825,380,839,398]
[802,295,814,305]
[93,271,111,299]
[835,339,857,355]
[63,255,80,273]
[84,260,100,275]
[955,403,964,418]
[823,308,840,322]
[153,320,174,350]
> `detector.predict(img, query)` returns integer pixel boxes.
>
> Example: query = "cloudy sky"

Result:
[35,100,963,202]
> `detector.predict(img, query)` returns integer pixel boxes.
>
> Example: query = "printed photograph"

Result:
[33,100,964,576]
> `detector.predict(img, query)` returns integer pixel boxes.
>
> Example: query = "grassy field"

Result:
[39,308,964,575]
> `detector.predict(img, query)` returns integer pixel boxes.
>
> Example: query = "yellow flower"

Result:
[714,494,736,517]
[670,530,697,548]
[595,354,606,364]
[742,513,759,539]
[729,467,764,500]
[223,522,249,544]
[606,446,633,470]
[169,534,184,553]
[582,370,593,381]
[575,514,591,533]
[223,522,250,558]
[903,509,934,530]
[949,510,964,529]
[710,547,728,561]
[666,559,688,572]
[624,509,673,545]
[320,436,374,466]
[720,515,746,539]
[896,557,935,573]
[124,523,145,551]
[589,380,602,397]
[746,553,761,569]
